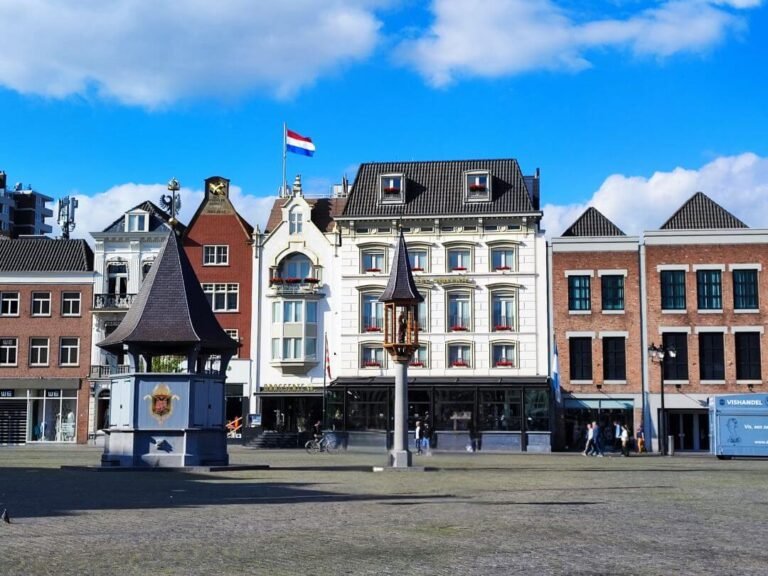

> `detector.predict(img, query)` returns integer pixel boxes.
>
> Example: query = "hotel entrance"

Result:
[667,410,709,452]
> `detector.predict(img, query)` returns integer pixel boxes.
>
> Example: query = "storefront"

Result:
[562,397,636,452]
[256,383,324,433]
[329,377,551,452]
[0,379,82,444]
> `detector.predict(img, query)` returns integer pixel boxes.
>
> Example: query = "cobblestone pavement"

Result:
[1,446,768,575]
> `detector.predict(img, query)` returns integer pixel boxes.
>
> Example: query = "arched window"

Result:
[279,253,313,280]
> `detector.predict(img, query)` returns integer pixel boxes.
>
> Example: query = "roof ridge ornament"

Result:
[161,178,182,228]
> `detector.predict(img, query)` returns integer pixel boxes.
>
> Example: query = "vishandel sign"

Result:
[709,395,768,459]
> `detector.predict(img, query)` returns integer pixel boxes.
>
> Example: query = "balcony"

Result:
[269,278,323,295]
[93,293,137,310]
[89,364,131,379]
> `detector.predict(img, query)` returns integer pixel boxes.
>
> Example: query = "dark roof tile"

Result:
[562,207,626,237]
[661,192,747,230]
[0,238,93,272]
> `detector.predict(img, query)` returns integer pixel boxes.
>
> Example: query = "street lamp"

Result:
[648,343,677,455]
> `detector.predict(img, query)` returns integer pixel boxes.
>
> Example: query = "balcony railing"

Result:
[89,364,132,378]
[93,293,137,310]
[269,279,323,295]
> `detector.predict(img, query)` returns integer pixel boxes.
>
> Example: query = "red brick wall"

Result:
[645,243,768,395]
[183,214,253,357]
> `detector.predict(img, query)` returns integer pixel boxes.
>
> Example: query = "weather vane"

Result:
[161,178,182,226]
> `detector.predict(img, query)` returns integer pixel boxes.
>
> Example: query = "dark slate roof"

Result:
[660,192,748,230]
[97,229,238,355]
[265,197,347,233]
[562,207,626,237]
[0,238,93,272]
[380,230,424,304]
[342,160,538,218]
[101,201,186,233]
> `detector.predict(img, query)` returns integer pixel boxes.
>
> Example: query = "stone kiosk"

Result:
[98,224,238,467]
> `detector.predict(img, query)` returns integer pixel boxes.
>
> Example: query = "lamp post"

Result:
[380,229,423,468]
[648,343,676,455]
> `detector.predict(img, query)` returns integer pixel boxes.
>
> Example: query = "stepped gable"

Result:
[562,207,626,237]
[660,192,748,230]
[0,238,93,271]
[343,159,537,217]
[380,229,423,304]
[97,228,238,355]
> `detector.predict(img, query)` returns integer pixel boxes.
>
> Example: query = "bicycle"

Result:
[305,433,338,454]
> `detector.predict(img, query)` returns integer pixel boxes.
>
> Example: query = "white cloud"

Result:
[398,0,760,85]
[0,1,382,107]
[542,152,768,237]
[54,182,277,242]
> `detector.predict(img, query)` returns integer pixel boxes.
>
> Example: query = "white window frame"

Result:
[59,337,80,366]
[289,207,303,235]
[380,173,405,204]
[491,246,517,272]
[224,329,239,358]
[61,292,81,317]
[361,292,384,332]
[408,247,429,272]
[203,283,239,312]
[410,343,429,368]
[492,342,517,368]
[448,342,472,368]
[0,292,20,316]
[361,344,386,368]
[203,245,229,266]
[447,291,472,332]
[465,170,491,202]
[447,248,472,272]
[361,249,386,273]
[491,290,517,332]
[29,337,49,366]
[125,211,149,232]
[31,292,52,317]
[0,337,18,366]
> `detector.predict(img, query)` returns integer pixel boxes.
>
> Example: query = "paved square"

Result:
[1,446,767,575]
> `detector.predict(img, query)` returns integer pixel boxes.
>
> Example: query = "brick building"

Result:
[183,176,254,427]
[0,238,94,444]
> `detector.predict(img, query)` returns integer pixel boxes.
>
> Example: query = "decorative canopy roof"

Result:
[562,207,626,237]
[97,228,238,356]
[660,192,748,230]
[379,230,423,304]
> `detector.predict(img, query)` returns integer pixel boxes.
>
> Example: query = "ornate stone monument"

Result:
[97,199,238,467]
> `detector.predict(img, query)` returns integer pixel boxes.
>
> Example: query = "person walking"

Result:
[422,421,431,454]
[583,422,595,456]
[613,420,623,452]
[415,420,423,454]
[636,424,646,454]
[592,421,604,457]
[621,424,631,456]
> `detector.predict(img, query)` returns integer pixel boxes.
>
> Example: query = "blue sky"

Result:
[1,0,767,238]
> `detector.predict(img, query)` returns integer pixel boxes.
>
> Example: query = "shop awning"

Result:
[0,378,81,390]
[331,376,549,387]
[564,398,634,410]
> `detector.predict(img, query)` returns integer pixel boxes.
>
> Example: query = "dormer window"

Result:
[465,171,490,202]
[289,207,303,234]
[126,211,148,232]
[380,174,405,204]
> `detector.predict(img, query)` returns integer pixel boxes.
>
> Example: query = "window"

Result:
[107,262,128,295]
[448,343,472,367]
[417,298,428,333]
[568,276,591,311]
[697,270,722,310]
[380,174,404,203]
[492,292,516,331]
[465,171,490,201]
[126,212,148,232]
[289,207,303,234]
[279,253,313,280]
[662,333,688,380]
[282,338,304,360]
[225,329,239,358]
[492,343,516,367]
[491,247,516,271]
[283,301,304,323]
[0,292,19,316]
[410,344,428,368]
[361,293,384,332]
[569,337,592,380]
[448,292,471,331]
[698,332,724,380]
[141,260,154,280]
[29,337,49,366]
[735,332,761,380]
[447,248,471,271]
[59,338,80,366]
[0,338,18,365]
[361,250,385,273]
[408,248,428,272]
[601,275,624,311]
[602,337,626,381]
[203,283,239,312]
[31,292,51,316]
[61,292,81,316]
[361,345,385,368]
[660,270,686,310]
[733,269,759,310]
[203,245,229,266]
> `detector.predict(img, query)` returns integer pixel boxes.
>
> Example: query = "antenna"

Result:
[58,196,78,239]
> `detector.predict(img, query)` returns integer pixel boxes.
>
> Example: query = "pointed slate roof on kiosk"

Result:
[98,228,238,356]
[380,229,424,304]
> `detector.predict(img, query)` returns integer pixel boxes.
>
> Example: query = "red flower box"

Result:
[363,360,381,367]
[284,277,301,284]
[304,277,319,284]
[366,268,381,273]
[451,326,468,331]
[495,360,514,367]
[409,361,424,367]
[495,325,511,331]
[452,266,467,271]
[383,187,400,194]
[495,266,511,271]
[270,277,283,284]
[469,184,487,192]
[451,360,468,367]
[411,267,424,272]
[365,326,382,332]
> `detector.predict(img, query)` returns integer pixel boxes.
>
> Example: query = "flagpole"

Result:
[282,122,287,198]
[322,332,327,428]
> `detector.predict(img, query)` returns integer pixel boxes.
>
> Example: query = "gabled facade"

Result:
[183,176,254,428]
[642,192,768,452]
[88,200,180,432]
[251,175,344,433]
[0,238,94,444]
[333,159,550,452]
[549,207,642,451]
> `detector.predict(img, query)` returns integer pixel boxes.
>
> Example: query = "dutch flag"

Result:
[286,129,316,157]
